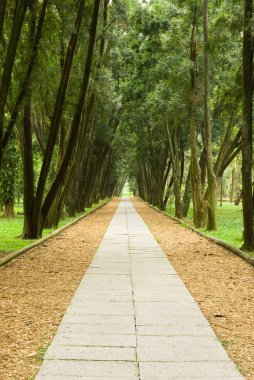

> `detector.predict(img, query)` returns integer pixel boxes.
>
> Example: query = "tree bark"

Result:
[166,121,183,218]
[40,0,101,231]
[0,0,7,43]
[0,0,28,167]
[31,0,86,236]
[22,2,37,238]
[230,161,236,203]
[189,7,207,228]
[242,0,254,250]
[3,0,48,151]
[3,200,15,218]
[203,0,217,230]
[182,166,192,217]
[23,101,36,238]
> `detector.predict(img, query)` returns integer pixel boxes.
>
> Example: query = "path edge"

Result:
[0,199,111,268]
[137,197,254,268]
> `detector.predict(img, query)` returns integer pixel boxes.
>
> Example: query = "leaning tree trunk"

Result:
[32,0,86,237]
[182,166,192,217]
[0,0,7,43]
[3,0,48,152]
[203,0,217,230]
[0,0,28,167]
[40,0,100,232]
[242,0,254,250]
[166,121,183,218]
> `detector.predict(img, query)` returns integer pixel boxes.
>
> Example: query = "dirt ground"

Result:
[0,199,119,380]
[133,198,254,380]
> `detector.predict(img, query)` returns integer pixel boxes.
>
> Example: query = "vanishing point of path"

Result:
[36,198,242,379]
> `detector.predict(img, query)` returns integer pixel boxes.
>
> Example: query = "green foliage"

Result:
[36,345,48,362]
[1,137,19,204]
[0,0,248,243]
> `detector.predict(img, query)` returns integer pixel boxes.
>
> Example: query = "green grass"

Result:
[0,199,108,254]
[166,201,244,249]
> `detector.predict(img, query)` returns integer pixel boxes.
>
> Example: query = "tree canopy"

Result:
[0,0,253,250]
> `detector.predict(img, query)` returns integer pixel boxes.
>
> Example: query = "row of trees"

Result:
[0,0,125,238]
[1,0,253,251]
[114,0,253,250]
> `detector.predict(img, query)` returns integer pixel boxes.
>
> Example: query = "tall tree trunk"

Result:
[182,166,192,217]
[203,0,217,230]
[22,2,37,238]
[40,0,100,231]
[3,200,15,218]
[29,0,86,237]
[0,0,7,43]
[219,177,223,207]
[0,0,28,167]
[189,7,207,228]
[242,0,254,250]
[23,101,36,238]
[166,121,183,218]
[3,0,48,151]
[230,161,236,203]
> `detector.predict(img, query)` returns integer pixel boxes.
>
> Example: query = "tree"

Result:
[203,0,217,230]
[0,0,29,167]
[241,0,254,250]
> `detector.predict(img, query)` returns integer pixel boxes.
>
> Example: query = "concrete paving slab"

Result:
[89,262,131,269]
[57,323,136,335]
[36,198,242,380]
[137,338,231,362]
[86,267,131,275]
[61,314,135,325]
[132,262,176,271]
[139,362,243,379]
[92,255,130,262]
[44,345,136,361]
[72,294,132,302]
[66,302,134,316]
[37,360,139,378]
[136,313,209,326]
[134,291,196,302]
[136,324,216,336]
[133,279,184,286]
[131,255,168,265]
[73,288,133,300]
[51,333,136,347]
[96,248,129,254]
[80,274,132,290]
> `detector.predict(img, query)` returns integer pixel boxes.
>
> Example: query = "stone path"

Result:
[36,199,243,379]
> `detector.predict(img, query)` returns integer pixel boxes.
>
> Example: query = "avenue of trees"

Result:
[0,0,254,251]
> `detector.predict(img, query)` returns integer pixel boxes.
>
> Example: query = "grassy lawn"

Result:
[166,201,244,249]
[0,199,108,254]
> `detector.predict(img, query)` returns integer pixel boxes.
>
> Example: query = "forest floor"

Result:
[134,198,254,380]
[0,198,119,380]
